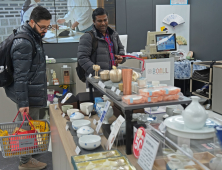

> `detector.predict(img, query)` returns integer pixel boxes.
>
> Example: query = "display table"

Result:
[49,104,143,170]
[87,77,192,155]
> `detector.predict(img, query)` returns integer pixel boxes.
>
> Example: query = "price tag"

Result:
[158,122,166,133]
[54,105,57,110]
[116,89,121,95]
[93,119,97,125]
[65,124,69,131]
[98,81,105,89]
[62,113,65,118]
[63,65,68,68]
[75,146,81,155]
[111,86,116,92]
[89,74,92,78]
[89,112,91,118]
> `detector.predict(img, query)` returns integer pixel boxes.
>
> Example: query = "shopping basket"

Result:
[0,112,51,158]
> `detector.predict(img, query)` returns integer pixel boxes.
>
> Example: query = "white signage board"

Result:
[145,62,171,81]
[138,133,160,170]
[171,0,188,5]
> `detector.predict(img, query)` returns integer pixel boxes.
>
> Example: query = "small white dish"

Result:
[67,109,79,117]
[80,102,94,115]
[77,126,94,138]
[70,112,84,122]
[79,135,101,150]
[72,120,91,130]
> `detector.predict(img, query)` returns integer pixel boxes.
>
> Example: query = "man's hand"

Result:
[19,107,29,116]
[71,21,79,30]
[115,55,123,64]
[57,19,65,24]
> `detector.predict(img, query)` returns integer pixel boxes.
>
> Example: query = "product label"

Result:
[19,138,35,148]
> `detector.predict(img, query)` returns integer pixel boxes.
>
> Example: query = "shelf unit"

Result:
[190,61,222,108]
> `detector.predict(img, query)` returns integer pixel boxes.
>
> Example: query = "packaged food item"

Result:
[144,96,163,103]
[161,86,181,95]
[139,88,164,97]
[122,95,145,105]
[12,127,27,134]
[162,94,179,101]
[29,120,49,133]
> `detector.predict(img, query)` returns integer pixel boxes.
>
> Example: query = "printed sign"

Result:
[96,101,110,133]
[145,62,171,81]
[138,133,160,170]
[133,127,146,159]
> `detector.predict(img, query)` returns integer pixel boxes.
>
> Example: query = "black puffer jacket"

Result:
[77,26,125,77]
[5,21,47,108]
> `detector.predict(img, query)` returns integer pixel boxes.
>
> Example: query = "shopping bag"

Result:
[9,112,38,152]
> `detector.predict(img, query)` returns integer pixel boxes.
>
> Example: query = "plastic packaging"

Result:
[162,94,179,101]
[139,88,164,97]
[161,86,181,95]
[144,96,163,103]
[122,95,145,105]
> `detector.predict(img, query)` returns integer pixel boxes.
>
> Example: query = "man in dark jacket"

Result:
[77,8,126,78]
[5,6,51,170]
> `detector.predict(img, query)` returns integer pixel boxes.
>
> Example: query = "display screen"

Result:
[156,34,176,52]
[0,0,116,44]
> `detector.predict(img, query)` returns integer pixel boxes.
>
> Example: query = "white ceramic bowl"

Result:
[80,102,94,115]
[110,120,126,135]
[79,135,101,150]
[70,112,84,122]
[72,120,91,130]
[67,109,79,117]
[166,105,177,116]
[77,126,94,138]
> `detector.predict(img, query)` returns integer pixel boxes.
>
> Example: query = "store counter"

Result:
[49,104,142,170]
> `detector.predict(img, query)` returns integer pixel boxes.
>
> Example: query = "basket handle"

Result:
[121,55,145,72]
[13,111,37,135]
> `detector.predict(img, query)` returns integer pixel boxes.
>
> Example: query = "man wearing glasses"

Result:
[4,6,51,170]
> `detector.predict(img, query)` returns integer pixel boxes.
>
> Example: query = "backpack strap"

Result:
[87,30,98,64]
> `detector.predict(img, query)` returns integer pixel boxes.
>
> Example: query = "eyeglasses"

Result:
[35,21,52,31]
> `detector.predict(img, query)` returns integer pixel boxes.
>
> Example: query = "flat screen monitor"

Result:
[156,34,177,52]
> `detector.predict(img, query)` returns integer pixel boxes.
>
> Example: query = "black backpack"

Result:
[76,30,98,83]
[0,29,35,87]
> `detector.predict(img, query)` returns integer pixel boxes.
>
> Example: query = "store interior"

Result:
[1,0,222,170]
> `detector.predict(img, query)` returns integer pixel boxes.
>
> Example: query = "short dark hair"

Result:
[30,6,52,22]
[92,8,109,21]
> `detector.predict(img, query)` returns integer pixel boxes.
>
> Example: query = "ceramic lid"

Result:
[77,126,94,135]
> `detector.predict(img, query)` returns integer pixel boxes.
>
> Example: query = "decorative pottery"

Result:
[122,69,132,95]
[80,102,94,115]
[93,65,100,79]
[166,158,184,170]
[118,83,123,92]
[137,77,147,88]
[110,66,122,83]
[77,126,94,138]
[209,154,222,170]
[100,70,110,81]
[61,105,73,114]
[182,96,208,130]
[72,119,91,130]
[70,112,84,122]
[173,109,182,116]
[79,135,101,150]
[132,70,141,82]
[67,109,79,117]
[96,102,113,124]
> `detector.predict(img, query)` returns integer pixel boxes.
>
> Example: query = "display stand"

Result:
[87,77,192,155]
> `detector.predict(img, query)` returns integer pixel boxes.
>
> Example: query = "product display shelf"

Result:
[87,77,192,155]
[190,61,222,108]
